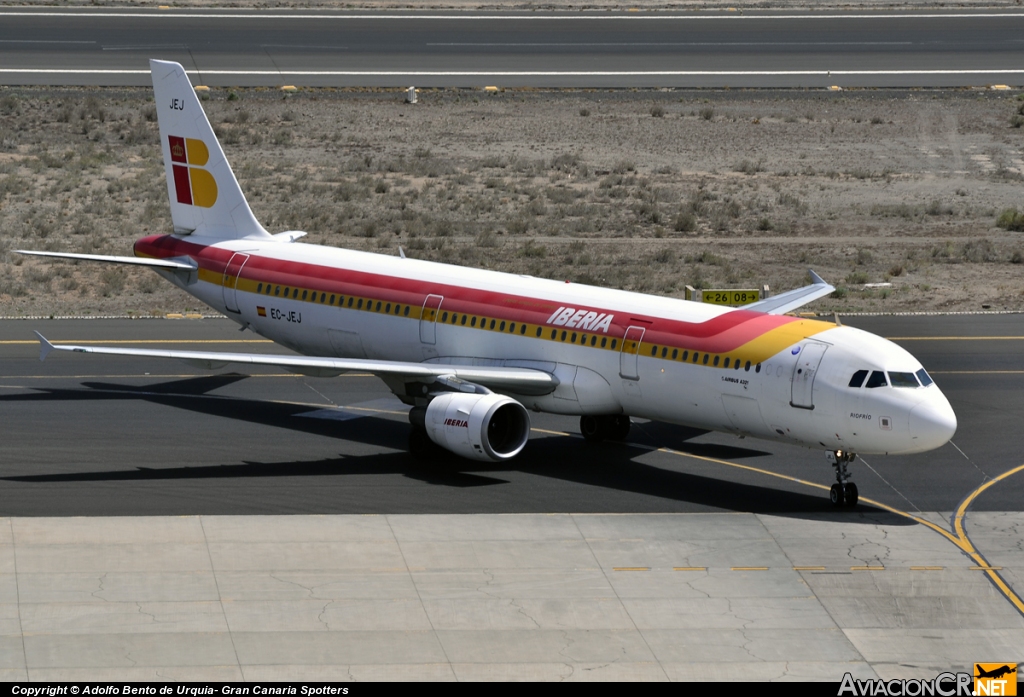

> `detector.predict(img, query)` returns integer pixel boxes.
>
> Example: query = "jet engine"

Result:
[416,392,531,462]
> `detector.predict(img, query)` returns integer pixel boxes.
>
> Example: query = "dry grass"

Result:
[2,85,1024,316]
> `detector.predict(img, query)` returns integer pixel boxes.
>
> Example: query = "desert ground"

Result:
[1,85,1023,317]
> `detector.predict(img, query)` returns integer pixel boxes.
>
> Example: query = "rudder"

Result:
[150,59,270,240]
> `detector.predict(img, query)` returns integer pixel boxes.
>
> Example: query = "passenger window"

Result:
[500,321,506,331]
[302,290,308,301]
[535,327,541,337]
[745,361,751,371]
[330,295,335,305]
[672,349,678,360]
[509,323,515,333]
[321,293,327,303]
[601,337,607,348]
[490,319,496,330]
[358,299,363,309]
[713,356,720,367]
[611,339,617,350]
[682,351,688,361]
[661,347,668,358]
[257,283,263,293]
[848,370,868,388]
[376,302,381,312]
[404,305,409,316]
[865,371,888,388]
[755,363,761,373]
[550,329,556,339]
[702,354,709,365]
[916,368,934,387]
[561,331,567,342]
[723,357,730,368]
[571,333,577,343]
[442,312,448,322]
[471,317,477,327]
[590,335,596,346]
[889,372,920,388]
[274,286,280,296]
[521,325,527,335]
[348,297,354,307]
[386,303,392,313]
[651,346,657,357]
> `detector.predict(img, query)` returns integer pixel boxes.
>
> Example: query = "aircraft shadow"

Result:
[0,376,914,522]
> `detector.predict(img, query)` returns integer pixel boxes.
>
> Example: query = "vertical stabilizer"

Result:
[150,60,270,240]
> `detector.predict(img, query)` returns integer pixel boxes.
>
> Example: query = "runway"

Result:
[0,315,1022,679]
[1,8,1023,87]
[0,315,1022,517]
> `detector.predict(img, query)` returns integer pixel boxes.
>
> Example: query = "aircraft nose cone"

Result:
[909,399,957,450]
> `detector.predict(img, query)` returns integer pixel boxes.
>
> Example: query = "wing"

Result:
[740,270,835,315]
[34,332,558,396]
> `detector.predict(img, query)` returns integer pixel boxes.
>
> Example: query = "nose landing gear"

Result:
[827,450,859,507]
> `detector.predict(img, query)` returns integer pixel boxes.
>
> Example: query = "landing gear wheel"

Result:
[843,482,859,507]
[609,415,631,442]
[580,415,605,443]
[830,483,846,507]
[409,426,441,461]
[828,450,858,508]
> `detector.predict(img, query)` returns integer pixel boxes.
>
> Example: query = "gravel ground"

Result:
[1,85,1023,317]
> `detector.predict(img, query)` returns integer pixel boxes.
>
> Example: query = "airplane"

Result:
[18,60,957,507]
[976,666,1017,680]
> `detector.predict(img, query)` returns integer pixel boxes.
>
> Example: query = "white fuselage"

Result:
[142,233,957,457]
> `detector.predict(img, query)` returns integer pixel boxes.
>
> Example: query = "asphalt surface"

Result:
[0,314,1021,517]
[1,8,1024,87]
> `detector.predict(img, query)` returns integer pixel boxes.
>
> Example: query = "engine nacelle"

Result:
[420,392,531,462]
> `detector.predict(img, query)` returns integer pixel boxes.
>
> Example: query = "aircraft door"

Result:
[222,253,250,314]
[619,326,645,380]
[790,342,828,409]
[419,294,444,345]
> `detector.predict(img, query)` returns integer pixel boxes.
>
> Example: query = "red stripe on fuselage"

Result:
[134,234,804,353]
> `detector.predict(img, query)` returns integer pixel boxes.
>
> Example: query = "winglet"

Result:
[34,331,55,362]
[809,269,827,285]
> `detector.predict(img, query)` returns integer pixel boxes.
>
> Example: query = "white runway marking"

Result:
[428,42,915,47]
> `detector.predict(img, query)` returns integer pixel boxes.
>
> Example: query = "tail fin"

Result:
[150,59,271,240]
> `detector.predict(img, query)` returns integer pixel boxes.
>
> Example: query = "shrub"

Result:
[996,208,1024,231]
[699,107,714,121]
[650,105,665,118]
[674,211,696,232]
[579,108,590,117]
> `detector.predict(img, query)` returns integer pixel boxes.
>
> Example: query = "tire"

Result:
[830,483,846,507]
[843,482,859,507]
[580,415,605,443]
[609,415,631,441]
[408,427,440,461]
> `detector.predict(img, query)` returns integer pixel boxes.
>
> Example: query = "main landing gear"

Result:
[827,450,859,507]
[580,415,631,443]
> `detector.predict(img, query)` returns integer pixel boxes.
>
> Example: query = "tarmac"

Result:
[1,512,1021,681]
[0,316,1021,680]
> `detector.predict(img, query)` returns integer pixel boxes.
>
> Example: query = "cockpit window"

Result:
[865,371,888,388]
[888,372,920,388]
[848,370,868,388]
[916,368,934,387]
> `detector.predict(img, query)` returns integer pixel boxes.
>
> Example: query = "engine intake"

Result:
[419,392,531,462]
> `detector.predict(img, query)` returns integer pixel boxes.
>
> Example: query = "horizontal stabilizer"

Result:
[741,269,835,315]
[33,333,559,396]
[16,250,197,270]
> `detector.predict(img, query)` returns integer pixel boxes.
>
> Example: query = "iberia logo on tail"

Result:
[168,136,218,207]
